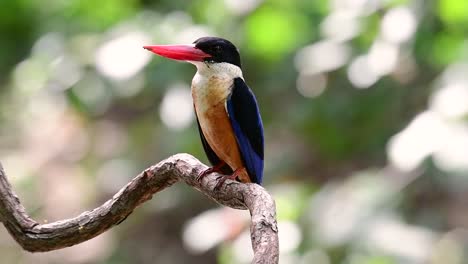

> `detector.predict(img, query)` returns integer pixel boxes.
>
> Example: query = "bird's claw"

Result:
[213,173,239,191]
[196,167,215,181]
[196,162,227,182]
[214,177,227,191]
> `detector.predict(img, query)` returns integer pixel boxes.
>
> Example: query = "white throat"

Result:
[191,61,243,80]
[190,62,243,113]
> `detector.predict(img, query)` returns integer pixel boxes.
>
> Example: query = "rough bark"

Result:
[0,153,279,264]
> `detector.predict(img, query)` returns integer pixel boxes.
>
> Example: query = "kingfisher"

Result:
[144,37,264,189]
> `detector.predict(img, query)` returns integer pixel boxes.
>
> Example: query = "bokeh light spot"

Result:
[278,221,302,253]
[368,40,399,76]
[159,83,194,131]
[246,7,309,60]
[431,82,468,119]
[347,55,379,88]
[387,111,446,171]
[297,72,327,98]
[438,0,468,26]
[381,6,417,44]
[320,11,361,42]
[95,31,151,80]
[224,0,262,15]
[295,41,351,74]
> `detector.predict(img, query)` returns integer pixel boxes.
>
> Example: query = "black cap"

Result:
[194,37,241,68]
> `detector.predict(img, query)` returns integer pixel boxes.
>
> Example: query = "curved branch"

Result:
[0,154,278,264]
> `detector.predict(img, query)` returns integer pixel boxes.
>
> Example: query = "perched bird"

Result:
[144,37,264,188]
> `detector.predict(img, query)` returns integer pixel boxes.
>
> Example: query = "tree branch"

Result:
[0,154,278,264]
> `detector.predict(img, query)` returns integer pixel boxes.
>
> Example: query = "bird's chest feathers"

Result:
[191,62,243,113]
[192,74,232,113]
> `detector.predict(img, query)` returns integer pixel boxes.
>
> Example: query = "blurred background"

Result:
[1,0,468,263]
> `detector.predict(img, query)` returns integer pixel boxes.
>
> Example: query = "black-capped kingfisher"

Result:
[144,37,264,188]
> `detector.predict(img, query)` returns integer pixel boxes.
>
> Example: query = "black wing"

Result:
[226,78,264,184]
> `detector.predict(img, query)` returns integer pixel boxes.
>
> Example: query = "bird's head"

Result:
[143,37,241,69]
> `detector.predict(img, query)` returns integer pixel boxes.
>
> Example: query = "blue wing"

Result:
[226,78,264,184]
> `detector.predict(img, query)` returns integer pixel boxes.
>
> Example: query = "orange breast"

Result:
[192,76,251,183]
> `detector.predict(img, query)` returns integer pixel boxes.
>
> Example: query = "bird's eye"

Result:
[214,45,221,53]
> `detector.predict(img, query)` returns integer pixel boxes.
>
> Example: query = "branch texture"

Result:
[0,154,278,264]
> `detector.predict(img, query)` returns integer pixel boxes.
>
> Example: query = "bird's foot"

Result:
[197,161,226,182]
[214,168,243,191]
